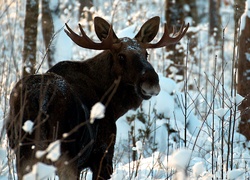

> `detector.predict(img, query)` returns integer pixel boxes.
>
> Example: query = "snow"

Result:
[247,0,250,17]
[227,169,245,180]
[245,52,250,62]
[240,0,250,32]
[132,141,143,155]
[49,0,59,11]
[23,162,56,180]
[36,140,61,162]
[168,148,192,171]
[22,120,34,134]
[214,108,228,118]
[192,161,204,178]
[45,140,61,162]
[117,24,137,38]
[90,102,105,124]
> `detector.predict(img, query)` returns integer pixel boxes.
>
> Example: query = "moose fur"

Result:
[6,16,188,179]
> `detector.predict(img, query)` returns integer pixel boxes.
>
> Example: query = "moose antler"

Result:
[65,23,115,50]
[145,23,189,48]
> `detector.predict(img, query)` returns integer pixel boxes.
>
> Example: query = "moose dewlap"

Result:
[6,16,188,180]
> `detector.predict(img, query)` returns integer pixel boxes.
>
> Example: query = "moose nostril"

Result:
[153,84,161,95]
[141,83,160,96]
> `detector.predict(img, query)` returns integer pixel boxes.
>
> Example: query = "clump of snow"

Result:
[214,108,228,118]
[22,120,34,134]
[168,148,192,171]
[132,141,143,155]
[90,102,105,124]
[62,133,69,138]
[46,140,61,162]
[23,162,56,180]
[36,140,61,162]
[168,149,192,180]
[36,150,46,159]
[192,161,204,178]
[235,93,245,104]
[227,169,245,180]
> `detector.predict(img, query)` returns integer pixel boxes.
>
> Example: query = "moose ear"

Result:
[135,16,160,43]
[94,17,119,43]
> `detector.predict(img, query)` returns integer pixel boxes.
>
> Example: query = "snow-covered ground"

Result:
[1,0,250,179]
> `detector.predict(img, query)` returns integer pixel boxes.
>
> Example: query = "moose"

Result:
[6,16,188,179]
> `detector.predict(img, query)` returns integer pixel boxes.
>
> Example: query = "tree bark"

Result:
[22,0,39,76]
[165,0,197,82]
[209,0,221,41]
[165,0,185,82]
[238,9,250,140]
[42,0,54,68]
[78,0,93,30]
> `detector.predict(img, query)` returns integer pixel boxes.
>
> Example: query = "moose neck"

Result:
[48,50,142,120]
[85,50,116,88]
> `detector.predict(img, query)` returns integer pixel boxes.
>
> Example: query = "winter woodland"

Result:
[1,0,250,179]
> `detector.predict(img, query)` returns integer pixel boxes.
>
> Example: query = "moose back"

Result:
[6,16,188,179]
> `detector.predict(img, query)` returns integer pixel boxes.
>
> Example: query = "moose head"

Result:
[64,16,189,101]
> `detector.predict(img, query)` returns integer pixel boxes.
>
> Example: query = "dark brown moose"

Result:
[6,16,188,179]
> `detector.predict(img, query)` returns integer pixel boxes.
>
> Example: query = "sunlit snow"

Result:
[22,120,34,134]
[90,102,105,124]
[36,140,61,162]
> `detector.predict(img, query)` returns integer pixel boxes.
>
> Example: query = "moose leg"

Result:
[56,157,80,180]
[16,145,37,179]
[90,120,116,180]
[90,138,115,180]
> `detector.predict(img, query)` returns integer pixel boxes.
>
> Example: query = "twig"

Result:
[35,24,66,74]
[97,134,115,179]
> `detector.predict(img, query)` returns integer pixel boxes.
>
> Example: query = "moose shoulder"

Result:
[6,16,188,179]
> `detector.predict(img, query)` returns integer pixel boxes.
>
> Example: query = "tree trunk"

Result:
[238,5,250,140]
[165,0,185,82]
[78,0,93,30]
[209,0,221,41]
[22,0,39,76]
[165,0,197,82]
[42,0,54,68]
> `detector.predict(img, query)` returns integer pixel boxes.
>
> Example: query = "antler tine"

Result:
[64,23,114,50]
[145,23,189,49]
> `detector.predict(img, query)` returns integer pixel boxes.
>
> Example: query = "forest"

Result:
[0,0,250,179]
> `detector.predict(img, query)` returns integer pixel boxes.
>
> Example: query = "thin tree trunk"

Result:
[22,0,39,76]
[42,0,54,68]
